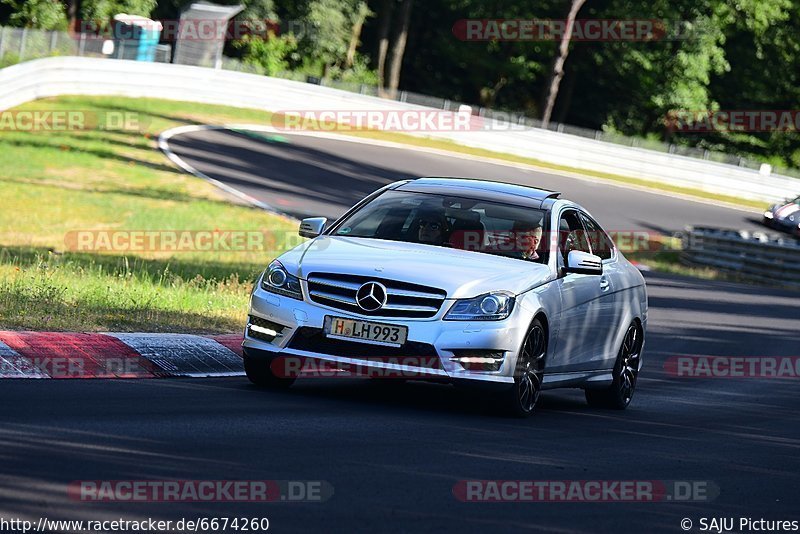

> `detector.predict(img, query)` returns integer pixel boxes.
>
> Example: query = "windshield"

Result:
[332,190,549,263]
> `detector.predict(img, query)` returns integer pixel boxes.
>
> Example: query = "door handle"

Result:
[600,276,610,291]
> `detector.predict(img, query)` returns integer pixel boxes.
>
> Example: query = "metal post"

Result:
[214,44,223,70]
[0,27,6,60]
[19,28,27,61]
[50,31,58,53]
[78,32,86,56]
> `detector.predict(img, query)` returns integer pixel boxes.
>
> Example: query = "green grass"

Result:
[1,96,297,332]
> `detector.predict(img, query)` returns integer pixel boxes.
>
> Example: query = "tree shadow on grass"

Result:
[0,174,263,208]
[0,137,181,175]
[88,99,265,128]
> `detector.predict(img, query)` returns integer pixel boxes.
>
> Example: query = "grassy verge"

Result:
[1,96,297,332]
[626,249,724,280]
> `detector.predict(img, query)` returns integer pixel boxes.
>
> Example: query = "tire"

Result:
[244,354,296,389]
[497,318,547,418]
[585,321,643,410]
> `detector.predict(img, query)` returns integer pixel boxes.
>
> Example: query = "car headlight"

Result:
[763,210,774,219]
[444,292,515,321]
[261,260,303,300]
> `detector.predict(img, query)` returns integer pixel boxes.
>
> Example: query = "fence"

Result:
[0,27,171,66]
[1,25,799,182]
[682,227,800,289]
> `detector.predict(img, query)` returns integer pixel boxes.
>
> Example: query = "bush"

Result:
[235,33,298,77]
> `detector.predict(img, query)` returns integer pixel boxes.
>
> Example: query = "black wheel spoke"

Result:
[515,324,545,414]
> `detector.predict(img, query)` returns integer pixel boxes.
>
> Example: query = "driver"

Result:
[416,211,450,245]
[510,220,543,261]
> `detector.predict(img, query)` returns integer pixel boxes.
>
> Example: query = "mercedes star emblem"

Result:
[356,282,388,311]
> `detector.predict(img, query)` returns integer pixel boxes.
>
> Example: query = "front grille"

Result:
[306,272,446,318]
[288,327,443,369]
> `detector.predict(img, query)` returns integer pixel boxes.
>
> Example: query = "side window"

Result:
[558,210,591,265]
[579,213,614,261]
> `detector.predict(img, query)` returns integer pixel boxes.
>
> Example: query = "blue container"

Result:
[112,16,162,62]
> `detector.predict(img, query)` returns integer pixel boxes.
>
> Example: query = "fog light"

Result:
[247,316,286,343]
[449,350,505,372]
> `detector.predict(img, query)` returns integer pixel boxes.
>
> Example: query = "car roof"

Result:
[394,177,561,208]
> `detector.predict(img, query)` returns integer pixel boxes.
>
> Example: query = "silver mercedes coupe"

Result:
[243,177,648,417]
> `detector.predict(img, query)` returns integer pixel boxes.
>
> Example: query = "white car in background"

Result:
[243,178,648,417]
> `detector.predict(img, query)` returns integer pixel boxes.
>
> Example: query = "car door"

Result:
[579,211,626,369]
[552,209,611,372]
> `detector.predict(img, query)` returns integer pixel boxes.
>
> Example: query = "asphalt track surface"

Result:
[3,130,799,533]
[165,128,768,233]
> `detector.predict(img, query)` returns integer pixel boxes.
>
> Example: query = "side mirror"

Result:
[565,250,603,275]
[299,217,327,238]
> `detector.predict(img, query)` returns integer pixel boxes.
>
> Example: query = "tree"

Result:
[375,0,392,89]
[235,32,297,76]
[385,0,412,95]
[297,0,370,76]
[346,1,372,68]
[1,0,67,29]
[79,0,156,21]
[541,0,586,128]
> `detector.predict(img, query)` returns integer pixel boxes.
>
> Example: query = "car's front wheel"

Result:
[585,321,642,409]
[243,352,296,389]
[498,318,546,418]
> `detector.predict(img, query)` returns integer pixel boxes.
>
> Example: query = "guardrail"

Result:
[1,56,798,204]
[682,227,800,289]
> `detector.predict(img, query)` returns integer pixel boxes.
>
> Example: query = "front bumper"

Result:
[243,284,529,384]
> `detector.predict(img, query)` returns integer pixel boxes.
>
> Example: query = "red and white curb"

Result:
[0,332,245,379]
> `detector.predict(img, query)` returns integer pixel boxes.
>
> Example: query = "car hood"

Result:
[278,236,553,299]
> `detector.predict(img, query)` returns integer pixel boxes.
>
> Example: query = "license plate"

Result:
[324,316,408,346]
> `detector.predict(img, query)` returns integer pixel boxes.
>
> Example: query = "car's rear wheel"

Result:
[585,321,642,409]
[498,318,546,418]
[243,353,296,389]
